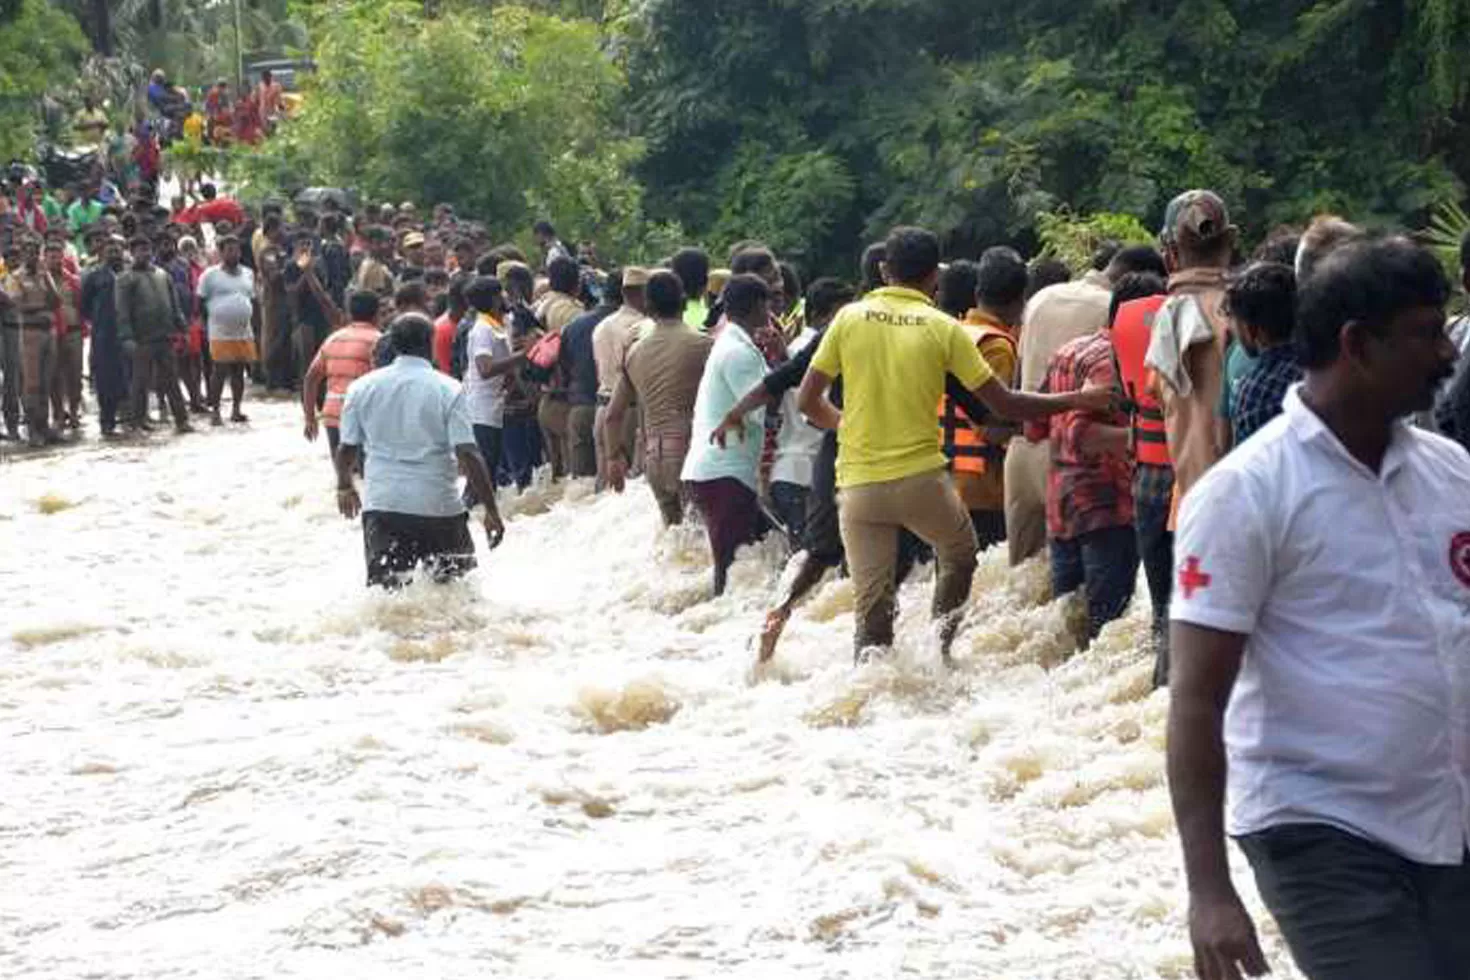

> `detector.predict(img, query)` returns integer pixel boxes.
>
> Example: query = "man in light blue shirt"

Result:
[681,273,774,595]
[336,313,504,588]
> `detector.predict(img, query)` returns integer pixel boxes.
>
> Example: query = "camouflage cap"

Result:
[1160,189,1232,248]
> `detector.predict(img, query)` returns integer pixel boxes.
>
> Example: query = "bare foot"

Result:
[758,608,790,663]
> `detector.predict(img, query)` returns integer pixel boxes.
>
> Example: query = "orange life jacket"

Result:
[938,321,1017,475]
[1110,295,1171,468]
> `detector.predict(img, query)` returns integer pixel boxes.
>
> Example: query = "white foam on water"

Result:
[0,402,1300,978]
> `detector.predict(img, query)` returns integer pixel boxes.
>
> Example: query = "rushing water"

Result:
[1,400,1298,979]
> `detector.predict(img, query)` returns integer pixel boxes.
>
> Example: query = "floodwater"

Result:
[1,401,1297,979]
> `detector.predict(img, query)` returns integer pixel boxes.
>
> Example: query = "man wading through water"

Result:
[335,314,505,588]
[1169,237,1470,980]
[798,226,1116,664]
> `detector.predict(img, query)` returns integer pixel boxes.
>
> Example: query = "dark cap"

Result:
[1161,189,1232,248]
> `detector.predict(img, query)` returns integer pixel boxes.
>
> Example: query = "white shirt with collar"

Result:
[339,355,475,518]
[1173,385,1470,864]
[681,321,767,490]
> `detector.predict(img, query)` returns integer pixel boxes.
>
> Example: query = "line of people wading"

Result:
[8,176,1469,980]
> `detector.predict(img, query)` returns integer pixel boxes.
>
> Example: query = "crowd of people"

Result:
[4,162,1470,980]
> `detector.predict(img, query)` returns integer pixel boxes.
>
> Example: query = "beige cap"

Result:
[496,259,532,280]
[707,268,732,294]
[622,265,649,288]
[402,232,425,249]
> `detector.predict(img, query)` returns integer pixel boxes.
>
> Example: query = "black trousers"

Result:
[1134,463,1175,686]
[1240,824,1470,980]
[361,510,476,589]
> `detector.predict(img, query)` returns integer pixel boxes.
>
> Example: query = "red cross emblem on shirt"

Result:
[1179,556,1211,599]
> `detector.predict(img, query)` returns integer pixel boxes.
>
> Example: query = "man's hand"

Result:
[482,508,505,549]
[304,416,319,442]
[607,458,627,493]
[1070,383,1120,415]
[710,410,746,449]
[336,486,361,519]
[1189,889,1270,980]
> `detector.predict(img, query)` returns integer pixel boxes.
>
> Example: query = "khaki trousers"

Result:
[538,395,571,479]
[595,402,640,484]
[1003,439,1048,567]
[644,428,690,526]
[838,468,978,653]
[13,327,54,437]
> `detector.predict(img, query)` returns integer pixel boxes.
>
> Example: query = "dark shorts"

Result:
[362,510,477,589]
[686,477,766,569]
[1239,823,1470,980]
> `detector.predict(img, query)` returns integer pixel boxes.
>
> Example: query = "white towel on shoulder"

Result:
[1144,294,1215,398]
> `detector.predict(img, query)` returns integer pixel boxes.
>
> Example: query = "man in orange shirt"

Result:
[938,246,1025,551]
[303,290,382,466]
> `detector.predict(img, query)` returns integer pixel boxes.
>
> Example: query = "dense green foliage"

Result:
[232,1,655,254]
[624,0,1470,272]
[0,0,86,161]
[14,0,1470,276]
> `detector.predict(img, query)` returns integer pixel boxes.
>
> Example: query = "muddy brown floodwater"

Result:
[0,400,1298,979]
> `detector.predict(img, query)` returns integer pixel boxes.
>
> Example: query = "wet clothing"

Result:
[1135,462,1176,686]
[809,286,990,654]
[1050,524,1139,643]
[362,510,476,589]
[839,468,978,653]
[687,476,767,585]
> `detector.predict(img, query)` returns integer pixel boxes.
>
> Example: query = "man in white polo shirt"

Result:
[1167,236,1470,980]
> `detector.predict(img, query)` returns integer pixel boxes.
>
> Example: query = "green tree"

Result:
[241,1,649,253]
[0,0,85,161]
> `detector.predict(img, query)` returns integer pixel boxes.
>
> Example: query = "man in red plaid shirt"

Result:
[1026,270,1167,643]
